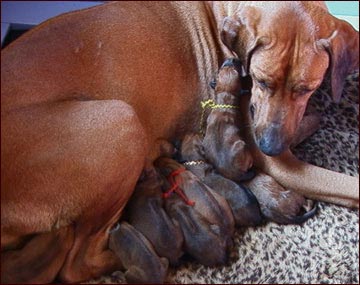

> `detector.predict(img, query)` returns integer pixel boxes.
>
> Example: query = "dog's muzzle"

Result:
[257,125,288,156]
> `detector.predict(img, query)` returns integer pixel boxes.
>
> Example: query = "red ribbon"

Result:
[163,168,195,206]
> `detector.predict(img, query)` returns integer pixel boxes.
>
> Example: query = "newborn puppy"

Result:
[180,133,263,227]
[109,222,168,284]
[164,195,230,266]
[203,58,253,182]
[124,166,184,266]
[154,157,234,266]
[243,173,318,225]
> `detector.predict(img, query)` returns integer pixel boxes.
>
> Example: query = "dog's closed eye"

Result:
[258,80,268,89]
[292,85,317,98]
[251,74,270,89]
[296,86,314,96]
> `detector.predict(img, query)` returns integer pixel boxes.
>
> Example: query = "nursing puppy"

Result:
[154,157,234,266]
[124,166,184,266]
[109,222,168,284]
[202,58,253,182]
[180,133,263,227]
[182,133,317,225]
[243,173,318,225]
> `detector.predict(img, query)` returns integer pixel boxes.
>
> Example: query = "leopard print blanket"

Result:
[88,73,359,284]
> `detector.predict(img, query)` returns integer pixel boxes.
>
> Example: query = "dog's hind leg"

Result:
[1,99,148,282]
[1,226,74,284]
[109,222,169,284]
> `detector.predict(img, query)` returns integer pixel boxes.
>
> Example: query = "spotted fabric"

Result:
[87,73,359,284]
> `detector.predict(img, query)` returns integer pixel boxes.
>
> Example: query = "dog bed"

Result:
[88,72,359,284]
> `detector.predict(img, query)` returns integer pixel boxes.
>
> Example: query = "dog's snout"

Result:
[257,126,287,156]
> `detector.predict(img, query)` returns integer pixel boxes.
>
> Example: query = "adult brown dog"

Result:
[1,1,358,283]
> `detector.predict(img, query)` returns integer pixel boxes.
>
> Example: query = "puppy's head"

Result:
[180,133,205,162]
[220,2,359,156]
[154,157,184,177]
[214,58,242,95]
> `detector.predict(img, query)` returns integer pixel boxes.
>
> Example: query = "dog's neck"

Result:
[172,2,224,88]
[165,2,232,140]
[215,91,239,106]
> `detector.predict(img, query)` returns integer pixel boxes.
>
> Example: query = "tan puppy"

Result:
[202,58,254,182]
[1,1,358,283]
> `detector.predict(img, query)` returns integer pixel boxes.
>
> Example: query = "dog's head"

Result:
[180,133,205,162]
[214,58,242,94]
[220,2,359,156]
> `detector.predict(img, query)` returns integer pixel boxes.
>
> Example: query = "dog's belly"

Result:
[1,2,217,153]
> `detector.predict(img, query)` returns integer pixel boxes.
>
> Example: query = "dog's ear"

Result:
[220,7,264,76]
[317,18,359,103]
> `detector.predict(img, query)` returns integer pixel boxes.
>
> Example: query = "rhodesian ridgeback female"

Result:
[1,1,358,283]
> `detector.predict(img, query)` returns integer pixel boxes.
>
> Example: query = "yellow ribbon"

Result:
[199,99,239,136]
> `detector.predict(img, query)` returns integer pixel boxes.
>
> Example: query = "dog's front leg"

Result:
[252,149,359,208]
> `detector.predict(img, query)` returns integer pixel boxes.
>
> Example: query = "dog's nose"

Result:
[257,126,287,156]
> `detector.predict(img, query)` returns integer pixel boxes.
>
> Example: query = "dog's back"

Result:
[1,2,221,283]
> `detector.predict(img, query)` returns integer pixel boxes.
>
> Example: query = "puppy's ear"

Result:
[317,18,359,103]
[220,7,264,76]
[220,16,240,53]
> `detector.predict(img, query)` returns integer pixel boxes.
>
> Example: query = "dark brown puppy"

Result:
[109,222,168,284]
[180,133,263,227]
[124,166,184,266]
[164,196,230,266]
[154,157,234,266]
[203,58,253,182]
[243,173,318,225]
